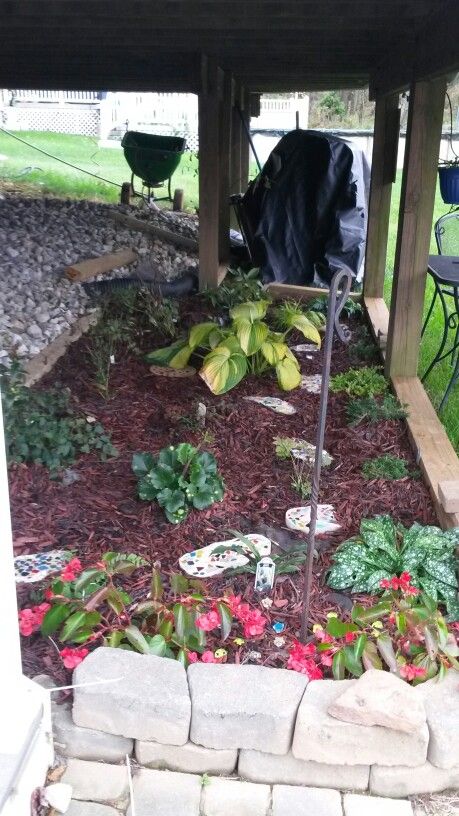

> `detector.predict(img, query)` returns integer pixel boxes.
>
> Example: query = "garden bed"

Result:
[8,293,439,684]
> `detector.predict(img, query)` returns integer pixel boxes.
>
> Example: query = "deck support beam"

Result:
[385,77,446,378]
[363,93,400,299]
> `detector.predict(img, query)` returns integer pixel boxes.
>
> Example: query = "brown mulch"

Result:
[10,303,437,679]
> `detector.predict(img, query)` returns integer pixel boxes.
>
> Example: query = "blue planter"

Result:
[438,166,459,204]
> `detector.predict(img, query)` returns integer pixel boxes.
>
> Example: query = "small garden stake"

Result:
[300,268,353,642]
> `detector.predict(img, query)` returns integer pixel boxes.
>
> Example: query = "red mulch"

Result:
[10,302,436,680]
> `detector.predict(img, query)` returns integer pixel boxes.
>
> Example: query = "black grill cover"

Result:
[241,130,369,286]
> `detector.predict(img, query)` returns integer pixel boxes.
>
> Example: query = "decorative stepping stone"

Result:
[290,440,333,467]
[244,396,296,414]
[286,504,341,535]
[14,550,72,583]
[300,374,322,393]
[179,534,272,578]
[290,344,319,354]
[149,365,196,378]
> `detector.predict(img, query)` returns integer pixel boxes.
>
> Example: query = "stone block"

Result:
[53,704,133,762]
[188,664,307,753]
[67,803,122,816]
[127,769,202,816]
[201,778,271,816]
[135,740,237,774]
[72,647,191,744]
[272,785,342,816]
[370,761,459,797]
[292,680,428,767]
[239,749,369,790]
[328,669,426,734]
[416,670,459,769]
[343,793,413,815]
[61,759,128,804]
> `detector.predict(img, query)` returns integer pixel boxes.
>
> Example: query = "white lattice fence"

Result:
[4,105,100,136]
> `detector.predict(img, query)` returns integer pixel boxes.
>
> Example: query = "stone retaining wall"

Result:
[50,647,459,813]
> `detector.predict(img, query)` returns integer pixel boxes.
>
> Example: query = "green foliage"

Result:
[273,436,332,466]
[0,361,117,474]
[315,585,459,683]
[361,455,412,481]
[132,443,224,524]
[146,299,322,394]
[318,90,346,119]
[214,530,306,576]
[330,366,388,398]
[346,394,408,425]
[308,296,361,318]
[348,326,379,363]
[201,268,266,312]
[326,515,459,619]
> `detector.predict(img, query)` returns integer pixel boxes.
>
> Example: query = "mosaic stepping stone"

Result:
[290,344,319,354]
[244,396,296,414]
[179,534,272,578]
[290,440,333,467]
[14,550,72,584]
[286,504,341,536]
[300,374,322,393]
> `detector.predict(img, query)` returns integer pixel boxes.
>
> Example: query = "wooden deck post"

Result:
[198,56,222,290]
[230,83,243,228]
[363,93,400,299]
[218,70,233,268]
[240,87,251,191]
[385,77,446,378]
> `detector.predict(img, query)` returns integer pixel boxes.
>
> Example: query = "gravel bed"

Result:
[0,195,198,366]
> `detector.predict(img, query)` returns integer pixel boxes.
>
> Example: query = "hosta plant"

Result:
[287,575,459,684]
[327,515,459,619]
[145,299,323,395]
[330,366,388,398]
[132,443,224,523]
[19,555,267,668]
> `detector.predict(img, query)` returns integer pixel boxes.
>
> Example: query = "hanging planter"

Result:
[438,161,459,205]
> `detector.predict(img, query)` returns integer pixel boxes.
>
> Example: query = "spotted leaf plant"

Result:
[327,515,459,620]
[132,443,224,524]
[145,299,323,394]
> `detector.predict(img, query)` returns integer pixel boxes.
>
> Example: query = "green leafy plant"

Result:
[309,578,459,683]
[330,366,388,397]
[273,436,332,466]
[326,515,459,619]
[346,394,408,425]
[213,530,306,576]
[201,267,266,311]
[348,326,379,363]
[0,361,117,474]
[132,443,224,524]
[308,295,362,318]
[145,299,322,394]
[361,455,412,481]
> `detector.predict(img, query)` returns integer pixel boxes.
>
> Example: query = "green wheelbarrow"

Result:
[120,131,186,206]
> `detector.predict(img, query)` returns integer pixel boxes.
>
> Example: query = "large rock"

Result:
[61,759,129,804]
[201,778,271,816]
[53,704,133,761]
[72,648,191,744]
[370,761,459,797]
[127,769,202,816]
[272,785,342,816]
[238,749,369,790]
[135,740,237,774]
[416,669,459,769]
[343,793,414,815]
[328,669,426,734]
[292,680,428,766]
[188,664,307,754]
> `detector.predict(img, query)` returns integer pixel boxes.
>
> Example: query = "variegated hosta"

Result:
[145,299,322,395]
[326,515,459,620]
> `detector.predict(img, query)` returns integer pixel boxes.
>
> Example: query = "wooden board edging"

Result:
[108,210,199,253]
[264,283,361,302]
[24,311,100,387]
[66,249,138,282]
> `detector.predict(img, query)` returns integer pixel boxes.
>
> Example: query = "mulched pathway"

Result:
[10,299,437,681]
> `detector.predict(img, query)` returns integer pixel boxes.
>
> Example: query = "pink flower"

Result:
[287,640,322,678]
[344,631,357,643]
[201,650,217,663]
[399,664,426,682]
[320,652,334,667]
[380,573,419,595]
[242,609,267,639]
[18,603,51,637]
[61,557,83,583]
[380,578,392,589]
[44,588,54,601]
[186,651,199,664]
[225,594,243,615]
[196,610,220,632]
[60,647,89,670]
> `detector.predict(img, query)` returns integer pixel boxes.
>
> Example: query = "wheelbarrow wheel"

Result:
[120,181,132,205]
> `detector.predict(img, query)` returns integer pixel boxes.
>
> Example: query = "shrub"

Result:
[201,268,266,311]
[361,455,412,480]
[0,362,117,474]
[346,394,408,425]
[330,366,388,397]
[132,443,224,524]
[145,299,323,395]
[326,515,459,619]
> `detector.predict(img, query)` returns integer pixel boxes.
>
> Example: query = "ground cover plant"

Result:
[330,366,388,397]
[346,394,408,425]
[361,455,412,481]
[327,515,459,619]
[201,267,266,312]
[146,299,323,394]
[0,361,117,474]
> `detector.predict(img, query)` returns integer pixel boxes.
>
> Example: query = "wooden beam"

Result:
[363,94,400,299]
[385,77,446,378]
[265,283,361,302]
[108,211,198,252]
[218,70,233,266]
[198,56,222,290]
[230,82,243,228]
[240,88,251,191]
[364,296,389,353]
[65,249,137,282]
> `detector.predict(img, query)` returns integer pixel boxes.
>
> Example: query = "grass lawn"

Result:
[1,130,458,448]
